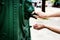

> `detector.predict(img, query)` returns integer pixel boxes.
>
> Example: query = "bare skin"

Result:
[33,11,60,18]
[33,24,60,34]
[33,11,60,34]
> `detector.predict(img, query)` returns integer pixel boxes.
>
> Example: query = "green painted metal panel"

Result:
[0,0,34,40]
[0,0,20,40]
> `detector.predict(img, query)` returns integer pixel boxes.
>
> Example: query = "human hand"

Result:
[33,11,48,19]
[33,24,45,30]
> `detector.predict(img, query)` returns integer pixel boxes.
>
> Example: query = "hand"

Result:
[33,11,48,18]
[33,24,45,30]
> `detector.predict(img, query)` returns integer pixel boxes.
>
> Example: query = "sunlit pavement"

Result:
[30,7,60,40]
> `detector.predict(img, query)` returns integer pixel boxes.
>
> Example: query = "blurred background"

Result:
[31,0,60,8]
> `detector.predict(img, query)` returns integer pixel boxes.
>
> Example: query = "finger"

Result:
[31,11,35,14]
[33,25,41,30]
[34,11,44,14]
[34,11,40,16]
[34,26,41,30]
[33,24,38,29]
[34,26,44,30]
[33,15,45,18]
[33,24,44,29]
[33,24,37,28]
[34,11,38,14]
[33,15,39,18]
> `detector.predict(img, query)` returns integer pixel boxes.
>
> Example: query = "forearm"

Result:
[45,25,60,33]
[47,12,60,17]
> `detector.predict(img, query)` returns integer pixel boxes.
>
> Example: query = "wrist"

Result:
[43,25,49,28]
[44,14,49,18]
[43,24,47,28]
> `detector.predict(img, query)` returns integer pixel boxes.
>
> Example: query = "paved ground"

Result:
[30,7,60,40]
